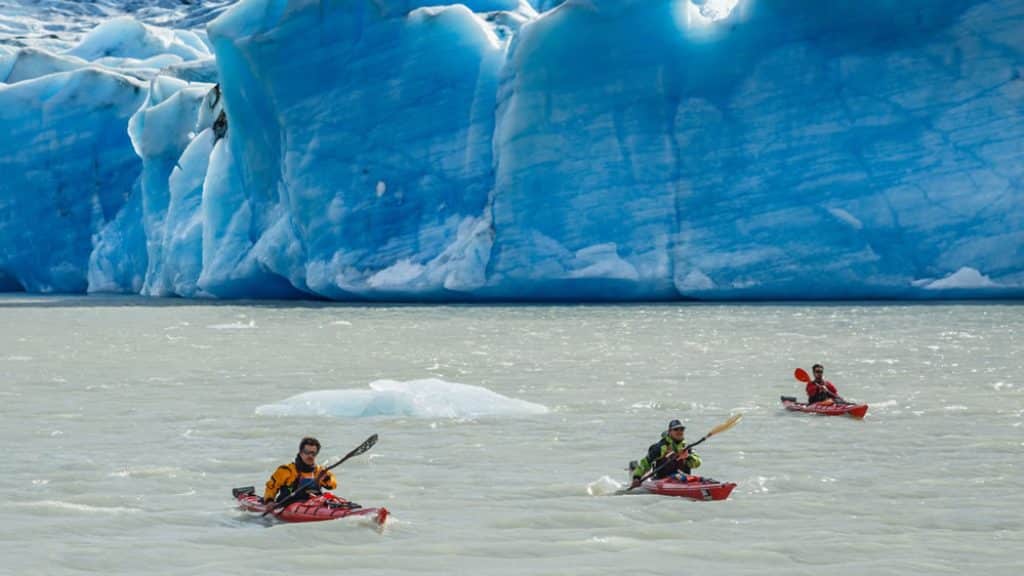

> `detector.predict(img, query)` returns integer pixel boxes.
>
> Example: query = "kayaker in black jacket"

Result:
[629,419,702,488]
[263,437,338,503]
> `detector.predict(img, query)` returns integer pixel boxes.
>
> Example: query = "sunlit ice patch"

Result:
[678,0,741,27]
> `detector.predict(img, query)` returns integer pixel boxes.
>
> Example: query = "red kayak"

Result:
[233,487,388,525]
[641,476,736,501]
[781,396,868,418]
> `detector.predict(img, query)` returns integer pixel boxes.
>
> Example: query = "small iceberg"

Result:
[255,378,549,419]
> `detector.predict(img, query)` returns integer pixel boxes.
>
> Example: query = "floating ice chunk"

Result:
[255,378,549,419]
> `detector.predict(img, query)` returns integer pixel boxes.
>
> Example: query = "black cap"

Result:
[668,419,685,431]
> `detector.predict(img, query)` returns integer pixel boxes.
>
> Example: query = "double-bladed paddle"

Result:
[628,413,742,491]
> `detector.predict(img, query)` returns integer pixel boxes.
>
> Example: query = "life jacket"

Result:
[648,435,692,479]
[807,380,837,404]
[264,460,336,503]
[282,471,322,502]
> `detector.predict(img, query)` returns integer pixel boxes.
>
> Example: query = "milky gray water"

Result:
[0,295,1021,575]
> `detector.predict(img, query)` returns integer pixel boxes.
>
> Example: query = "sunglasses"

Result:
[301,449,319,456]
[670,427,685,432]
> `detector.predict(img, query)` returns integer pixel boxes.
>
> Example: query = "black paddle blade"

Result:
[350,433,378,458]
[324,433,379,472]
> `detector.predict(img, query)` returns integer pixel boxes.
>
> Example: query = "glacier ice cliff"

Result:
[1,0,1022,300]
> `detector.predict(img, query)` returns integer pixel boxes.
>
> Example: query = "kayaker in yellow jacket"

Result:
[629,419,701,488]
[264,437,338,503]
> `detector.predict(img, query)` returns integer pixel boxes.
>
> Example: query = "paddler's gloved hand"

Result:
[629,477,642,489]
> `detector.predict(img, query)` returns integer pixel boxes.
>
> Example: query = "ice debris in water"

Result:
[255,378,549,419]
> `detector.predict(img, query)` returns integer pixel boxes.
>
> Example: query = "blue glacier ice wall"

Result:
[1,0,1023,300]
[1,16,215,294]
[490,0,1024,298]
[0,68,147,292]
[126,76,210,296]
[199,0,520,298]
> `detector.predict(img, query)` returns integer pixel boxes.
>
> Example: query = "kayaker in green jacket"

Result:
[629,419,701,488]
